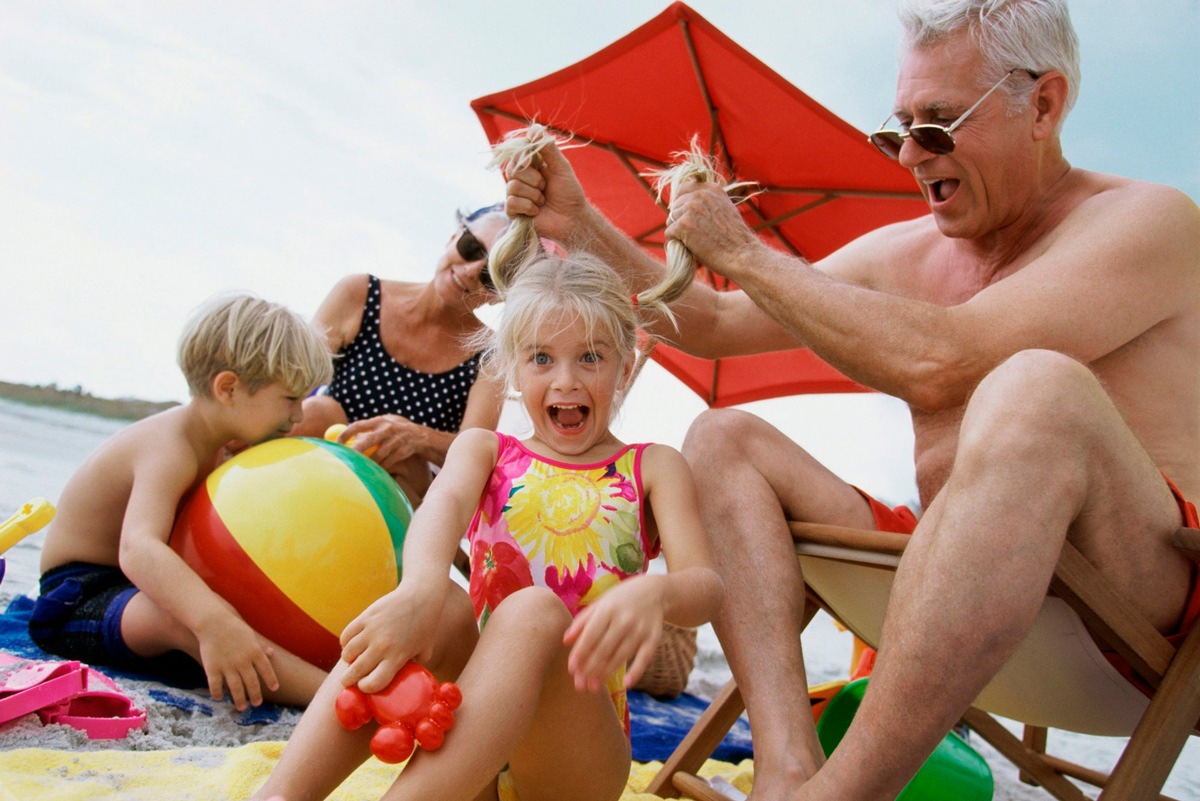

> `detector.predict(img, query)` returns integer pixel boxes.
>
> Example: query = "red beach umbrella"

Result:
[472,2,928,407]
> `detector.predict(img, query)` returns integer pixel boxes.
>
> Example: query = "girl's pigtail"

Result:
[643,140,758,328]
[486,124,559,294]
[640,139,722,325]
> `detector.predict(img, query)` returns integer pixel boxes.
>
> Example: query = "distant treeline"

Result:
[0,381,178,421]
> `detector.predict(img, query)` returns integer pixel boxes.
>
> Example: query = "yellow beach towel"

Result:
[0,742,754,800]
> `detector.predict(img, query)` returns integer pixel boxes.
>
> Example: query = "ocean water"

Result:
[1,398,1196,798]
[0,399,126,597]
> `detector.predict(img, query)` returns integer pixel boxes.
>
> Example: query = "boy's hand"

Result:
[563,578,664,693]
[196,617,280,710]
[339,588,435,695]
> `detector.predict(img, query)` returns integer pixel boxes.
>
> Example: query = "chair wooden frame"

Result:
[647,522,1200,801]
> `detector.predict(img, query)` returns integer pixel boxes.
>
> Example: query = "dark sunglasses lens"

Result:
[909,126,956,155]
[869,131,904,159]
[479,264,495,291]
[456,229,487,263]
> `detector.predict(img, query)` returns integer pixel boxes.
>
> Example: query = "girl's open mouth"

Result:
[549,404,589,430]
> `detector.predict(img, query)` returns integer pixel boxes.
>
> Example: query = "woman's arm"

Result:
[311,274,371,353]
[344,357,505,471]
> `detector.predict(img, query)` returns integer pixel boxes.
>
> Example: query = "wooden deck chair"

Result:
[647,522,1200,801]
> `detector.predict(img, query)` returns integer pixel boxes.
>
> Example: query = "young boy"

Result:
[31,293,333,710]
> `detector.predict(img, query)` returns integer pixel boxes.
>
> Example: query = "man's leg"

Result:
[804,351,1194,801]
[681,409,878,800]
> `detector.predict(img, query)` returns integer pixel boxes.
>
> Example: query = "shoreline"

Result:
[0,381,178,422]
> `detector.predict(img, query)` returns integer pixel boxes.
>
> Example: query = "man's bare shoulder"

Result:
[1043,171,1200,292]
[818,214,940,289]
[1059,171,1199,235]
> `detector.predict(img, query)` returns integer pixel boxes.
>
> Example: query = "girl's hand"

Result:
[339,589,436,694]
[562,577,664,693]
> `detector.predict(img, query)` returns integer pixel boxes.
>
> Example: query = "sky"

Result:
[2,1,1198,508]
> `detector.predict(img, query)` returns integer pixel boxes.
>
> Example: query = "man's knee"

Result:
[987,349,1094,392]
[959,349,1106,465]
[974,350,1104,423]
[682,408,802,468]
[683,409,752,458]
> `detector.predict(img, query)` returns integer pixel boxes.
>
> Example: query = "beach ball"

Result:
[170,437,411,670]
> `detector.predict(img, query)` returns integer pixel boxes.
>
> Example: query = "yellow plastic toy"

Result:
[325,423,379,457]
[0,498,56,555]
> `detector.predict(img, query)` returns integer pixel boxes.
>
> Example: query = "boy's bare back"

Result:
[39,403,225,573]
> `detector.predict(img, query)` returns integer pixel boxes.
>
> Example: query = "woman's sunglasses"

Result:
[455,226,495,291]
[868,69,1031,160]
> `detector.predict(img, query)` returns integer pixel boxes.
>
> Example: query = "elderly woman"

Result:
[294,204,509,506]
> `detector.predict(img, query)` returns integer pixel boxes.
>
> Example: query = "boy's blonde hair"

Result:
[178,293,333,398]
[477,252,639,402]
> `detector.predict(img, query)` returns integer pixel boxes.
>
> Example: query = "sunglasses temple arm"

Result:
[946,70,1016,134]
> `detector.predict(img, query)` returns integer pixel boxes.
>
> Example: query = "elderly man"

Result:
[504,0,1200,798]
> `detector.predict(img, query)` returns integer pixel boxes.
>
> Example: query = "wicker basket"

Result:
[631,622,698,699]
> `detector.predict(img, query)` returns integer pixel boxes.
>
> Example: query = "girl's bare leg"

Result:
[250,583,478,801]
[379,586,630,801]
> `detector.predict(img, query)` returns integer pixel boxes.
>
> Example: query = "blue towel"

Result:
[1,595,753,761]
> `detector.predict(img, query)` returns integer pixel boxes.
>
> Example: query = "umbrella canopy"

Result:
[472,2,928,407]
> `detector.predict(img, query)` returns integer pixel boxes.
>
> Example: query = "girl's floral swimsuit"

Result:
[466,432,659,740]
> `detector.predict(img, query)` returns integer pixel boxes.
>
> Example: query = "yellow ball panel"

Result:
[207,439,399,635]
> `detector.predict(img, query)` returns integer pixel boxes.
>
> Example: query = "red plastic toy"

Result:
[335,661,463,763]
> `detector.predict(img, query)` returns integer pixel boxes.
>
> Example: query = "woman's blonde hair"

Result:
[178,292,333,398]
[473,251,640,407]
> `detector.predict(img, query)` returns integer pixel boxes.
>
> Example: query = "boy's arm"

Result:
[564,444,723,691]
[338,428,497,693]
[118,448,278,709]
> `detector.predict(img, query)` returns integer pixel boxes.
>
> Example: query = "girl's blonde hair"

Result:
[646,139,726,323]
[178,292,333,398]
[486,125,702,327]
[472,251,639,406]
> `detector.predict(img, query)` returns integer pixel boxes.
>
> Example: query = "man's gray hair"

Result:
[898,0,1080,120]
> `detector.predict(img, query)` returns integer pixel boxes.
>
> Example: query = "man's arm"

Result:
[667,176,1200,411]
[504,140,803,358]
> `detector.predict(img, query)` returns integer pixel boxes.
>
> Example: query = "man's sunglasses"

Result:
[868,69,1032,160]
[455,226,494,291]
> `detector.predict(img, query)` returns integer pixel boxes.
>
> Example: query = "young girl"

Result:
[251,245,723,801]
